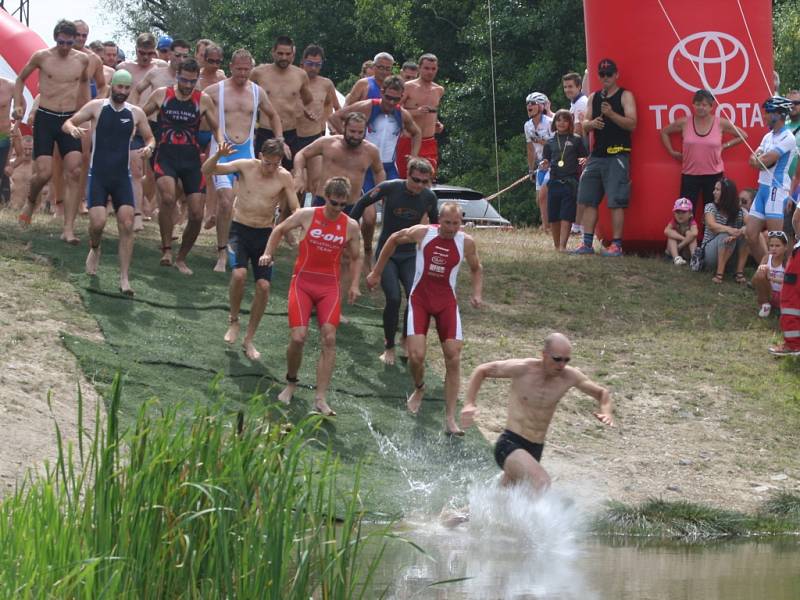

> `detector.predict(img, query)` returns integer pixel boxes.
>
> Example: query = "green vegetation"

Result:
[0,375,393,598]
[593,495,800,541]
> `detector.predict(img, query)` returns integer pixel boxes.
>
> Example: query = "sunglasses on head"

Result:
[598,70,615,78]
[410,175,430,185]
[328,198,348,208]
[548,352,571,364]
[768,230,788,242]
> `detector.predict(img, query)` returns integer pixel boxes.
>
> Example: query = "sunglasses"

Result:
[137,49,156,56]
[768,230,788,242]
[548,352,571,364]
[206,58,222,65]
[328,198,348,208]
[75,33,88,38]
[303,60,322,67]
[374,64,392,71]
[598,70,615,78]
[56,39,75,46]
[383,94,402,103]
[176,76,198,85]
[410,175,430,185]
[173,52,189,59]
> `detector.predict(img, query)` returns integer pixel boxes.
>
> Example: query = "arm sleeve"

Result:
[349,183,387,221]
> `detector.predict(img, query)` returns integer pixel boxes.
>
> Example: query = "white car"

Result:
[433,185,512,229]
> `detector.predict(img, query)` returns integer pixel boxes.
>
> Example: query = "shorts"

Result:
[227,221,273,281]
[535,168,550,191]
[547,178,578,223]
[577,154,631,209]
[86,169,134,211]
[311,195,353,215]
[288,271,341,328]
[295,131,323,153]
[154,145,205,195]
[255,127,297,170]
[750,183,790,221]
[407,285,461,342]
[197,130,212,150]
[494,429,544,469]
[210,138,254,190]
[397,136,438,178]
[33,107,82,158]
[363,161,398,193]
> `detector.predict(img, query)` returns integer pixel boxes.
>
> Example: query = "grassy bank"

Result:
[0,375,392,598]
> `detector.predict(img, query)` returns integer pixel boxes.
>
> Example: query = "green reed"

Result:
[0,374,392,598]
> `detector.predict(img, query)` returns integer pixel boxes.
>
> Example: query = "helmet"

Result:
[526,92,548,105]
[763,96,793,115]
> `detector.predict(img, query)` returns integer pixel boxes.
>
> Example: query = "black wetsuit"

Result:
[350,180,439,349]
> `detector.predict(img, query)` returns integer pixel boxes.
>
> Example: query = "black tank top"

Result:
[157,87,202,148]
[591,87,631,157]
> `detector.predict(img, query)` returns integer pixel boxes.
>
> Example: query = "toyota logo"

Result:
[667,31,749,95]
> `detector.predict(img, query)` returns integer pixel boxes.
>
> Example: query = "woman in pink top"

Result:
[660,89,747,208]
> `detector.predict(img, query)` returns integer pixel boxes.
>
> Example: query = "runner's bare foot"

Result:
[224,317,240,344]
[159,246,172,267]
[379,348,396,366]
[203,215,217,230]
[213,251,227,273]
[61,231,80,245]
[119,281,135,297]
[133,214,144,232]
[445,419,464,436]
[278,383,296,405]
[407,384,424,414]
[242,338,261,361]
[85,247,101,275]
[313,399,336,416]
[174,259,193,275]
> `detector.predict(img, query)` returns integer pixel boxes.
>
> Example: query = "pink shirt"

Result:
[682,115,724,176]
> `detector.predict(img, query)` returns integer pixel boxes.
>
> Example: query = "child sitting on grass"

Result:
[664,197,698,265]
[752,230,788,318]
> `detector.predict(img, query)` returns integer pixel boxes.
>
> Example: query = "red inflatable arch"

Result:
[583,0,773,251]
[0,9,47,118]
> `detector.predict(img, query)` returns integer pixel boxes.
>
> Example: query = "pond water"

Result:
[370,485,800,599]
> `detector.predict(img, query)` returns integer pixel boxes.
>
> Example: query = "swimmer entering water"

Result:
[461,332,614,493]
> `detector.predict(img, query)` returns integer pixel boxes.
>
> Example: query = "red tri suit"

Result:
[407,225,465,341]
[288,207,350,328]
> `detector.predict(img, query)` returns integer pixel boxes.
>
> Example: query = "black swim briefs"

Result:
[494,429,544,469]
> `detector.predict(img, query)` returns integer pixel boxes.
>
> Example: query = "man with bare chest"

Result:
[461,333,614,492]
[203,139,297,360]
[203,48,284,272]
[293,112,384,212]
[13,19,89,244]
[250,35,315,169]
[398,53,444,178]
[134,39,191,107]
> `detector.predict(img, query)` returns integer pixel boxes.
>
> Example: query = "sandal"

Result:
[712,272,723,284]
[734,272,747,284]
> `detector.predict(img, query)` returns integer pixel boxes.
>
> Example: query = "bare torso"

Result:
[118,61,159,106]
[139,66,176,107]
[205,80,259,144]
[232,162,294,228]
[0,78,12,134]
[251,64,306,130]
[36,49,88,112]
[315,137,378,202]
[402,79,444,138]
[296,76,333,137]
[197,67,226,91]
[505,359,579,444]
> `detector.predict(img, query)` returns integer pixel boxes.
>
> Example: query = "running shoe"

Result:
[768,344,800,356]
[673,256,686,266]
[600,243,623,257]
[570,243,595,255]
[758,303,772,318]
[570,224,582,235]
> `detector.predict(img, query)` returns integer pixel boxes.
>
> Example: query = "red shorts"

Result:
[288,272,341,328]
[407,286,461,342]
[396,136,438,178]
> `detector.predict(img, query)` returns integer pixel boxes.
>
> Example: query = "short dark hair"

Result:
[324,176,351,199]
[88,40,103,52]
[177,58,200,74]
[260,138,284,157]
[418,53,438,65]
[344,112,367,128]
[103,40,117,49]
[550,109,574,134]
[273,35,294,50]
[382,75,405,93]
[693,89,715,104]
[562,72,582,87]
[303,44,324,60]
[171,39,190,52]
[136,33,156,49]
[53,19,77,38]
[401,61,418,71]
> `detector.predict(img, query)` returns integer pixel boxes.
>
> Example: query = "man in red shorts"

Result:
[398,53,444,178]
[366,202,483,435]
[259,176,363,416]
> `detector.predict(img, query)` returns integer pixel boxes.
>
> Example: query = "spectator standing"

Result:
[524,92,553,232]
[563,71,589,235]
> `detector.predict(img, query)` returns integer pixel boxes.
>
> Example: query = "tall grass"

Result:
[0,374,392,598]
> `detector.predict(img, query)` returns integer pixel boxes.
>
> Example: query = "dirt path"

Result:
[0,240,103,496]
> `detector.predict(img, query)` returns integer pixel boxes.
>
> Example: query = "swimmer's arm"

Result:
[327,79,341,112]
[299,71,314,107]
[349,184,387,221]
[278,171,300,218]
[345,220,363,304]
[140,88,166,120]
[93,56,108,98]
[402,108,422,157]
[62,100,99,134]
[573,369,614,426]
[257,86,283,139]
[369,225,427,279]
[344,79,366,107]
[134,71,153,98]
[199,93,223,145]
[462,360,531,428]
[370,146,386,186]
[12,52,42,118]
[328,100,369,134]
[261,209,313,263]
[464,235,483,308]
[132,107,156,153]
[292,138,325,192]
[720,118,747,149]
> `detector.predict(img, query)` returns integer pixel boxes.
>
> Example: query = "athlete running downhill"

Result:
[367,202,483,435]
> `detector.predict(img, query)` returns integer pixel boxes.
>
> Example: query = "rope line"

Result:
[486,0,501,204]
[735,0,773,96]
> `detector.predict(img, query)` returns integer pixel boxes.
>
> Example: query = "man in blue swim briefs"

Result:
[461,333,614,493]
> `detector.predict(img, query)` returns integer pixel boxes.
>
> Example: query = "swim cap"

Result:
[111,69,133,86]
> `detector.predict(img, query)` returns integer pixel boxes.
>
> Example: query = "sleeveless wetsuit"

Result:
[154,87,205,194]
[87,99,135,210]
[366,76,382,100]
[209,81,259,189]
[288,207,350,328]
[407,225,465,341]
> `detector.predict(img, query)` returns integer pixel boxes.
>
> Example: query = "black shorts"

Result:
[494,429,544,469]
[312,194,353,215]
[33,107,82,158]
[255,127,297,170]
[154,145,205,195]
[547,178,578,223]
[228,221,273,281]
[680,172,722,207]
[87,169,134,210]
[295,131,323,153]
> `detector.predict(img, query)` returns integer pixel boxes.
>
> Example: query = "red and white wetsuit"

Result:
[407,225,465,341]
[288,207,350,328]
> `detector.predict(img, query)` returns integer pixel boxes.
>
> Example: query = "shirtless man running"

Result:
[203,48,284,272]
[134,38,191,105]
[259,176,363,416]
[196,42,227,231]
[296,44,340,196]
[203,139,297,360]
[14,19,90,244]
[398,53,444,177]
[250,35,315,169]
[100,42,118,85]
[461,333,614,492]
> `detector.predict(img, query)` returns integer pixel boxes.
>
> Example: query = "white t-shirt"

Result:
[524,114,553,162]
[570,94,588,121]
[756,126,797,191]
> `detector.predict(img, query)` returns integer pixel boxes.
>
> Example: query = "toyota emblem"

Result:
[667,31,749,96]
